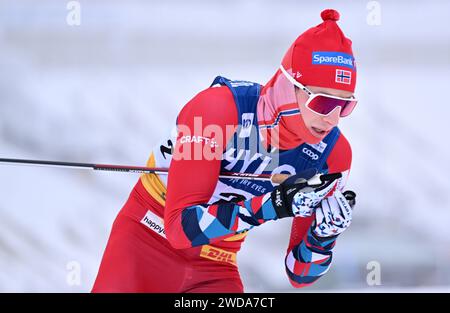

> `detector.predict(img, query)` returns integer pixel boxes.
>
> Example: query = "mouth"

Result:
[311,126,328,137]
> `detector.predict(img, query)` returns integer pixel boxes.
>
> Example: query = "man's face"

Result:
[295,86,354,139]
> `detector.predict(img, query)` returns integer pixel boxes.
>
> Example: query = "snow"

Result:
[0,0,449,292]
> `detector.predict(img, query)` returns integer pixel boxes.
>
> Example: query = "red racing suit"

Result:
[92,80,352,292]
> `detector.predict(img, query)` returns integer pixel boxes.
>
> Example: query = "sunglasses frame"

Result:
[279,65,357,117]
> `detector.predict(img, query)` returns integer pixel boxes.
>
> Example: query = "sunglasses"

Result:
[280,65,358,117]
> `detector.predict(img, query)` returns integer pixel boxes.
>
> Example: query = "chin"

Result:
[306,129,329,143]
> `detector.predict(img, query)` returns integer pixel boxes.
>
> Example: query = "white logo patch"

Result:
[141,210,166,238]
[239,113,254,138]
[307,141,327,153]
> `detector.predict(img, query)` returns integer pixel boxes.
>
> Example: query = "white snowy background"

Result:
[0,0,449,292]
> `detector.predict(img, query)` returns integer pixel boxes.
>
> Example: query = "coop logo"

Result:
[312,52,355,69]
[302,147,319,160]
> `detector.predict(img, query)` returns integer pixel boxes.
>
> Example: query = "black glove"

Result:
[271,169,343,219]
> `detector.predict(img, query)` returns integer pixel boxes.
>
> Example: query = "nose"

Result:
[322,107,341,126]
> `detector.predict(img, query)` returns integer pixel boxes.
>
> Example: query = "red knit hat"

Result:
[281,9,357,93]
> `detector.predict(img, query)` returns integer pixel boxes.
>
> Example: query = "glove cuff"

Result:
[271,187,295,218]
[306,227,337,251]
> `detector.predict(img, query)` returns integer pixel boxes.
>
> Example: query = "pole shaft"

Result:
[0,158,273,181]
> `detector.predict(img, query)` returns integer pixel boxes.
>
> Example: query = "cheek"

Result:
[299,102,316,127]
[296,89,309,104]
[296,94,309,120]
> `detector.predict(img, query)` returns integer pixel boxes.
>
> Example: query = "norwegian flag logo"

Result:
[335,69,352,85]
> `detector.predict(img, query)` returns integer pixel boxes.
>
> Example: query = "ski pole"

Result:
[0,157,341,184]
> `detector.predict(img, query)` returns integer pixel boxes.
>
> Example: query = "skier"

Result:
[92,9,358,292]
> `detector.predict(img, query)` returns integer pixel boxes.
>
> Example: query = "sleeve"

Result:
[164,86,284,249]
[284,133,352,288]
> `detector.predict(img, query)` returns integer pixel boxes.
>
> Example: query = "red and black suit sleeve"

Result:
[284,134,353,288]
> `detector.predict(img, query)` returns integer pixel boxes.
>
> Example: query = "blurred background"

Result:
[0,0,449,292]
